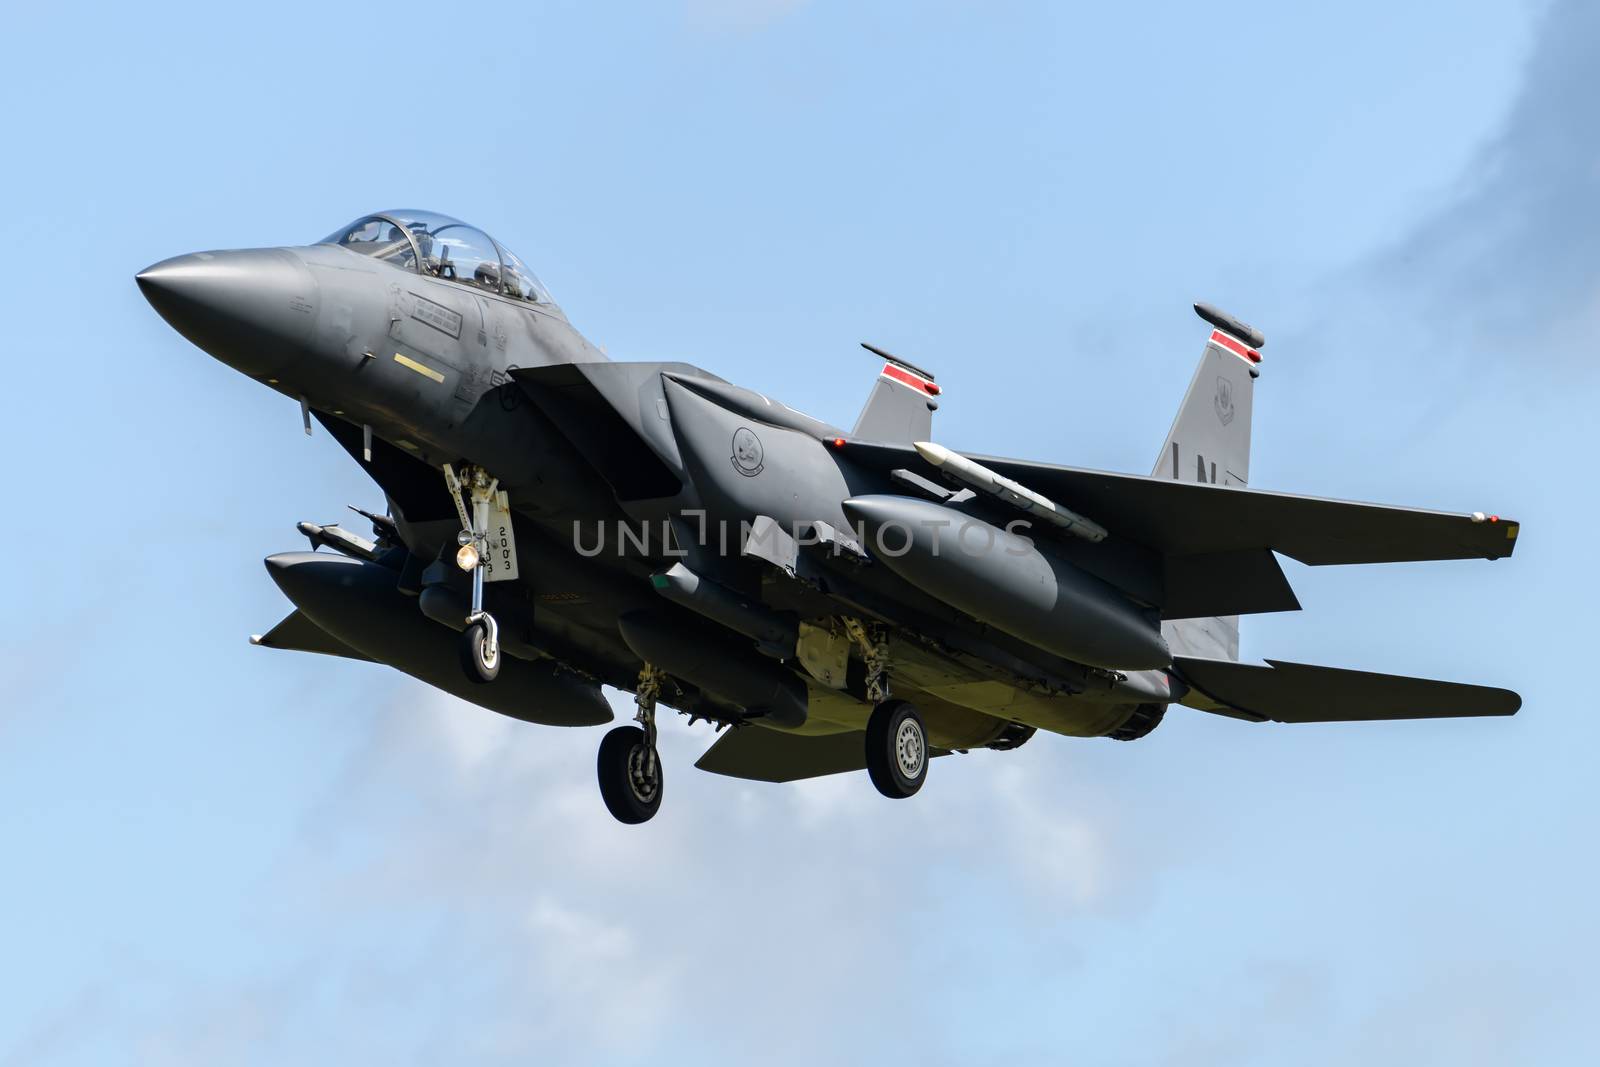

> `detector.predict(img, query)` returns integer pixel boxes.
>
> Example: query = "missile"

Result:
[297,520,380,561]
[913,441,1108,543]
[841,495,1169,671]
[348,504,398,540]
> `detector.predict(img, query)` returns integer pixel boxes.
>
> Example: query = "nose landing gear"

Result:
[445,463,509,684]
[598,664,666,824]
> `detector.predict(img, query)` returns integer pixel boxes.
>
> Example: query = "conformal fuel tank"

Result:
[841,495,1169,671]
[264,552,612,727]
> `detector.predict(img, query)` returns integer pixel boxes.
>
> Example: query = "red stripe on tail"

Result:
[881,363,941,396]
[1210,330,1262,364]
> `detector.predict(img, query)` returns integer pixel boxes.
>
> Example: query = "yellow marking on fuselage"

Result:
[394,352,445,384]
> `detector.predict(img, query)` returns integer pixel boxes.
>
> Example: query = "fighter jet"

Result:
[137,210,1522,824]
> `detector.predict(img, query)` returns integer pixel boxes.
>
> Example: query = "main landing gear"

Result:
[590,624,930,821]
[866,700,927,799]
[844,618,928,799]
[446,464,501,684]
[598,664,666,824]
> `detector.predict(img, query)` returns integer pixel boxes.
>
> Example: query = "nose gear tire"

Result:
[460,621,500,684]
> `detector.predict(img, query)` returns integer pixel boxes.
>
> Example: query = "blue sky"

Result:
[4,0,1596,1062]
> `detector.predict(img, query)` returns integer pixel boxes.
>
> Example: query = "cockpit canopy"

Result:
[321,210,553,305]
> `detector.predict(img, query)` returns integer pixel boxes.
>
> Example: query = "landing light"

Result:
[456,543,480,571]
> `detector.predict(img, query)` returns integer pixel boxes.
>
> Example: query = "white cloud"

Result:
[132,683,1154,1064]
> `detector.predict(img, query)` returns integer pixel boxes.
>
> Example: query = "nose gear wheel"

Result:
[445,463,503,684]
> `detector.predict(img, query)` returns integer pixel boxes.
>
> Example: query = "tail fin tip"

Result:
[1194,302,1266,350]
[852,342,940,443]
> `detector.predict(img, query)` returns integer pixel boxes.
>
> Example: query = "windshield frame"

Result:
[323,213,426,269]
[370,213,426,268]
[321,211,556,308]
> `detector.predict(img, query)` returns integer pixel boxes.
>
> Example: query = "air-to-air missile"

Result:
[911,441,1109,542]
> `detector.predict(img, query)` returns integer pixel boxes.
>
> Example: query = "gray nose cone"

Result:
[137,248,317,377]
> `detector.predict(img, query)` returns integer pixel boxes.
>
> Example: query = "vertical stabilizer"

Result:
[1156,303,1264,660]
[852,343,940,443]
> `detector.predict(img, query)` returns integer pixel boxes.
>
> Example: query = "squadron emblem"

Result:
[731,426,765,476]
[1214,376,1235,426]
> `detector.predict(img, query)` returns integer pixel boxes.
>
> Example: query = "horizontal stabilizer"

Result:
[250,610,374,663]
[695,726,953,783]
[1174,656,1520,723]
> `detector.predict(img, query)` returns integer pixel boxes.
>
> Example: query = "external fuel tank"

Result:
[841,495,1169,671]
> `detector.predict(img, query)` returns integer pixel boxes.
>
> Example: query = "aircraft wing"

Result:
[840,441,1519,565]
[1174,656,1521,723]
[251,610,374,663]
[695,726,952,783]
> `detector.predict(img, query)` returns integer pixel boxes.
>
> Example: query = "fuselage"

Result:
[137,209,1172,751]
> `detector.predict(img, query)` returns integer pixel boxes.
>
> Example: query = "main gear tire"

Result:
[865,700,927,799]
[597,725,663,824]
